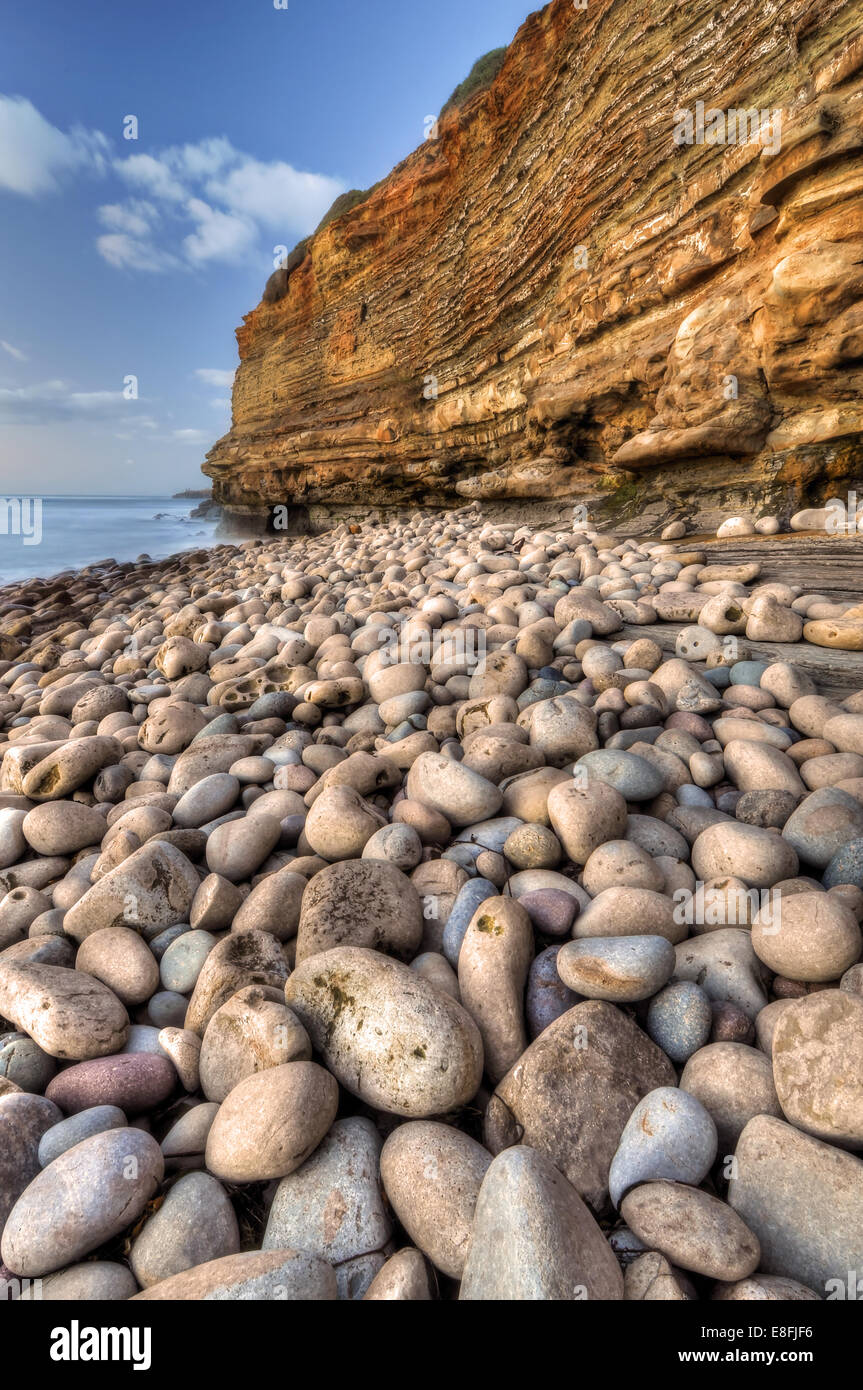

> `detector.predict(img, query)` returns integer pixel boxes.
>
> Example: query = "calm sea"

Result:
[0,496,222,586]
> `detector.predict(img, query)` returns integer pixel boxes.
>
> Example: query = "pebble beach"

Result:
[0,505,861,1302]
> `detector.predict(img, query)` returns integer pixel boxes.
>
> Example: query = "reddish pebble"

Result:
[46,1054,176,1116]
[519,888,579,938]
[666,712,713,741]
[710,1001,755,1045]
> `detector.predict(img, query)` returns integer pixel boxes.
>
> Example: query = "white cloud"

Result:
[206,158,343,233]
[194,368,235,388]
[114,138,236,193]
[172,427,211,444]
[96,232,180,273]
[210,397,231,410]
[167,138,236,181]
[0,379,152,426]
[113,420,159,439]
[97,199,159,237]
[0,96,346,276]
[0,340,27,362]
[105,135,345,273]
[182,198,257,265]
[0,95,109,195]
[114,152,186,202]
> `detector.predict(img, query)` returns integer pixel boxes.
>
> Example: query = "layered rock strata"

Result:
[204,0,863,532]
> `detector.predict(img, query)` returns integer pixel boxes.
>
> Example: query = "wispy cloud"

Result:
[107,136,344,271]
[172,427,211,444]
[97,199,160,238]
[96,232,181,273]
[0,95,108,195]
[194,368,235,388]
[0,340,27,362]
[0,96,346,275]
[182,197,257,266]
[0,379,151,426]
[113,419,159,440]
[206,157,342,230]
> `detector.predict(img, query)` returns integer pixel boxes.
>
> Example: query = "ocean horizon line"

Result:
[0,493,205,500]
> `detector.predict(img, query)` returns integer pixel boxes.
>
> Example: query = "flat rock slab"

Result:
[0,961,129,1061]
[45,1054,176,1116]
[0,1093,61,1242]
[620,621,863,700]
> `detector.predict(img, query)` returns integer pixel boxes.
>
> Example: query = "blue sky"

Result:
[0,0,532,495]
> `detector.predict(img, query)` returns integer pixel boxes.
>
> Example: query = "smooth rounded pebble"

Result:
[204,1061,338,1182]
[608,1087,718,1207]
[728,1115,863,1290]
[751,891,861,982]
[646,981,712,1062]
[458,896,533,1082]
[772,991,863,1148]
[17,1261,138,1301]
[460,1146,623,1300]
[35,1096,125,1166]
[75,926,160,1007]
[1,1128,163,1277]
[557,935,675,1002]
[380,1121,492,1278]
[199,986,311,1102]
[680,1042,782,1151]
[262,1117,392,1299]
[286,947,484,1118]
[130,1170,240,1289]
[782,787,863,868]
[362,1248,433,1301]
[295,858,423,964]
[62,841,199,943]
[131,1249,337,1301]
[184,929,289,1035]
[692,822,798,889]
[407,752,503,828]
[546,781,627,866]
[484,999,675,1210]
[621,1182,760,1281]
[159,929,218,994]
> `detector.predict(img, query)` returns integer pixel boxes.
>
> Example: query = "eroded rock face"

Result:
[204,0,863,531]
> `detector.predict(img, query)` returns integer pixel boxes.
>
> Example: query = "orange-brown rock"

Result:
[204,0,863,532]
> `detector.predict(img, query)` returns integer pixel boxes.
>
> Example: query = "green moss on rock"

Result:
[442,47,508,114]
[315,188,371,235]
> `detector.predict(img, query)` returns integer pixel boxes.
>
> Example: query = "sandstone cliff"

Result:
[204,0,863,533]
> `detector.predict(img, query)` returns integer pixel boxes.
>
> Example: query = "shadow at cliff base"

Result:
[214,505,311,539]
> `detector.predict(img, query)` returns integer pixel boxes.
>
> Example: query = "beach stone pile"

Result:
[663,503,859,554]
[0,504,861,1301]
